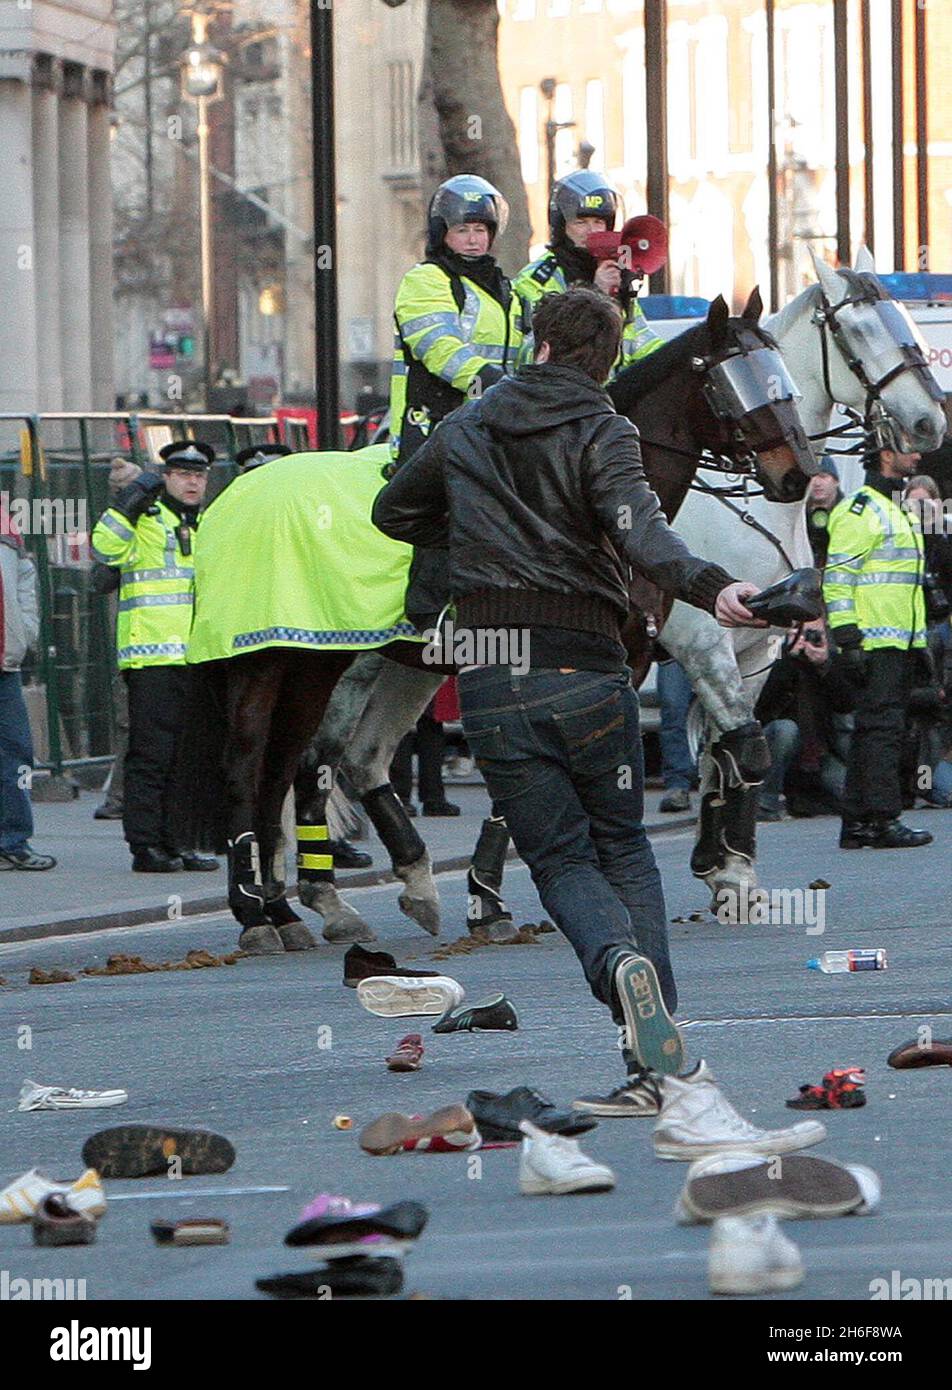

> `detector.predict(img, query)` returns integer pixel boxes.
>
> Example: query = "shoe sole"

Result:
[683,1152,862,1221]
[20,1095,128,1111]
[710,1265,804,1295]
[614,955,684,1077]
[359,1104,476,1155]
[655,1120,826,1162]
[520,1174,616,1195]
[81,1125,236,1179]
[887,1038,952,1069]
[386,1058,422,1072]
[286,1200,428,1248]
[357,977,462,1018]
[571,1098,660,1118]
[257,1259,404,1299]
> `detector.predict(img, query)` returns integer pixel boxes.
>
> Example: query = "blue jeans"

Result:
[657,659,696,791]
[0,671,35,852]
[761,718,846,813]
[459,666,676,1019]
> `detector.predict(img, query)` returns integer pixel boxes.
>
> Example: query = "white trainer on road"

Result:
[356,975,464,1018]
[518,1120,616,1195]
[708,1213,805,1295]
[19,1079,128,1112]
[654,1061,826,1160]
[0,1168,106,1224]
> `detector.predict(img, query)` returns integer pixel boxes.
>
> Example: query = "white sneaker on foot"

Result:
[356,975,464,1018]
[19,1079,128,1111]
[709,1213,804,1295]
[653,1060,826,1160]
[518,1121,616,1195]
[676,1149,881,1224]
[0,1168,106,1224]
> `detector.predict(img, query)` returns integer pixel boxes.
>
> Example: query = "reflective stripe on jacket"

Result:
[90,499,196,669]
[823,488,926,651]
[388,261,524,463]
[513,249,663,377]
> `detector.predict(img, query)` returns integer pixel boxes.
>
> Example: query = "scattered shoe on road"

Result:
[32,1194,99,1247]
[19,1079,128,1112]
[81,1124,236,1179]
[654,1061,827,1160]
[786,1067,866,1110]
[708,1213,804,1295]
[359,1104,480,1155]
[357,974,464,1018]
[432,993,518,1033]
[257,1257,404,1299]
[676,1150,881,1224]
[0,1168,105,1224]
[386,1034,424,1072]
[285,1194,428,1249]
[151,1219,230,1246]
[518,1120,615,1196]
[467,1086,597,1142]
[572,1068,663,1118]
[343,944,443,989]
[887,1036,952,1069]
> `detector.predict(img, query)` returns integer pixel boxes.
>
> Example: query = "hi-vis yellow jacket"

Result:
[824,485,926,651]
[91,500,196,669]
[513,249,663,378]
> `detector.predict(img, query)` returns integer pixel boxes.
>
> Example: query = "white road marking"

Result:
[682,1010,952,1028]
[106,1185,289,1201]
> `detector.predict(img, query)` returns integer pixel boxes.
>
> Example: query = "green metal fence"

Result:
[0,411,301,781]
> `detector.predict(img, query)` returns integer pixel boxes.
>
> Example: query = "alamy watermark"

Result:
[1,1269,86,1300]
[422,620,530,675]
[1,492,87,536]
[869,1271,952,1301]
[715,883,826,933]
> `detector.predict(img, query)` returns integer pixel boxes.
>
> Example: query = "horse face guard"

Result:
[693,344,818,500]
[813,274,945,411]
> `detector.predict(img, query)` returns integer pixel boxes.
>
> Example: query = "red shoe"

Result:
[386,1034,424,1072]
[786,1067,866,1110]
[359,1104,480,1154]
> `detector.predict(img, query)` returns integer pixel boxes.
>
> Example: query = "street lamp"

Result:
[180,9,224,404]
[540,76,576,199]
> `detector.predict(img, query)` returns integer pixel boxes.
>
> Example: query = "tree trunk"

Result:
[418,0,532,275]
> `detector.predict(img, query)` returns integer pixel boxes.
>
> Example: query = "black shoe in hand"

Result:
[131,847,184,873]
[466,1085,597,1141]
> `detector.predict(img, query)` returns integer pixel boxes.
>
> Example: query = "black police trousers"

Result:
[122,665,188,853]
[842,648,913,822]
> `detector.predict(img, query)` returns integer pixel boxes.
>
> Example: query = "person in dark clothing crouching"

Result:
[372,286,764,1116]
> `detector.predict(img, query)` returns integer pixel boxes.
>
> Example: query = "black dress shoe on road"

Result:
[257,1258,404,1300]
[131,847,183,873]
[178,851,219,872]
[433,993,518,1033]
[330,839,373,870]
[342,944,443,989]
[467,1086,598,1142]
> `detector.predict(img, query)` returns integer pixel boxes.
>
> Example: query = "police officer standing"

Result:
[514,169,663,376]
[389,173,524,471]
[91,441,219,872]
[824,422,933,849]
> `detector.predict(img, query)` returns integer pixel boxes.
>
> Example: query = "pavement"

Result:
[0,795,950,1302]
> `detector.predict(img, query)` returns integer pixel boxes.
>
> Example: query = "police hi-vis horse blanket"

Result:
[187,444,419,663]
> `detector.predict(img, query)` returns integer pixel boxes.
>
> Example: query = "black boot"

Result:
[467,817,517,942]
[865,818,933,849]
[839,818,876,849]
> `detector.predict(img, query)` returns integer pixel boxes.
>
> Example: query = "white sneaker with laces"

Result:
[653,1060,826,1160]
[518,1120,616,1195]
[709,1213,805,1295]
[19,1079,128,1112]
[0,1168,106,1224]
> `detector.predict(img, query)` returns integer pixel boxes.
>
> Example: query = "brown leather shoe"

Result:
[343,944,442,989]
[386,1034,424,1072]
[887,1036,952,1069]
[32,1194,98,1246]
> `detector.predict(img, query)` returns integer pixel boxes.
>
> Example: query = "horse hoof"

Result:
[398,890,441,936]
[322,914,377,944]
[276,922,318,951]
[468,917,519,944]
[238,924,286,955]
[395,853,441,937]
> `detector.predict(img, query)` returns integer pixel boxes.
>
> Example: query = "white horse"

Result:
[660,249,946,914]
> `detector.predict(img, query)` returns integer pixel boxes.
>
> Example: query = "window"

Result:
[519,86,539,183]
[585,80,605,167]
[387,60,416,170]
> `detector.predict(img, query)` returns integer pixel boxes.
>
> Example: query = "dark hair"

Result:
[532,286,622,383]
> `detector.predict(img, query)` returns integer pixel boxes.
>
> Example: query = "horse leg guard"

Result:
[362,784,440,937]
[295,820,375,943]
[690,722,770,920]
[262,882,315,949]
[467,816,517,942]
[229,833,283,953]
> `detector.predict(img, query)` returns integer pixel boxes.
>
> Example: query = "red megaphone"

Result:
[619,215,668,276]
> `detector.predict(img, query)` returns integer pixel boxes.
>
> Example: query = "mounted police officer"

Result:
[389,173,525,471]
[824,419,933,849]
[514,169,663,377]
[91,441,219,873]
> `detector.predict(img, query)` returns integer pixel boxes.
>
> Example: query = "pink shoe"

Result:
[386,1034,424,1072]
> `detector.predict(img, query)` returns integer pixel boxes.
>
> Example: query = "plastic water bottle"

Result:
[807,949,887,973]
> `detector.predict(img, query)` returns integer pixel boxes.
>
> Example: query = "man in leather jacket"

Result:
[373,286,762,1113]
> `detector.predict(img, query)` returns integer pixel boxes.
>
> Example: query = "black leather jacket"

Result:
[373,364,735,638]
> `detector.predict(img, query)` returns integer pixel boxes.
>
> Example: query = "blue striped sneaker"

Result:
[610,952,684,1076]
